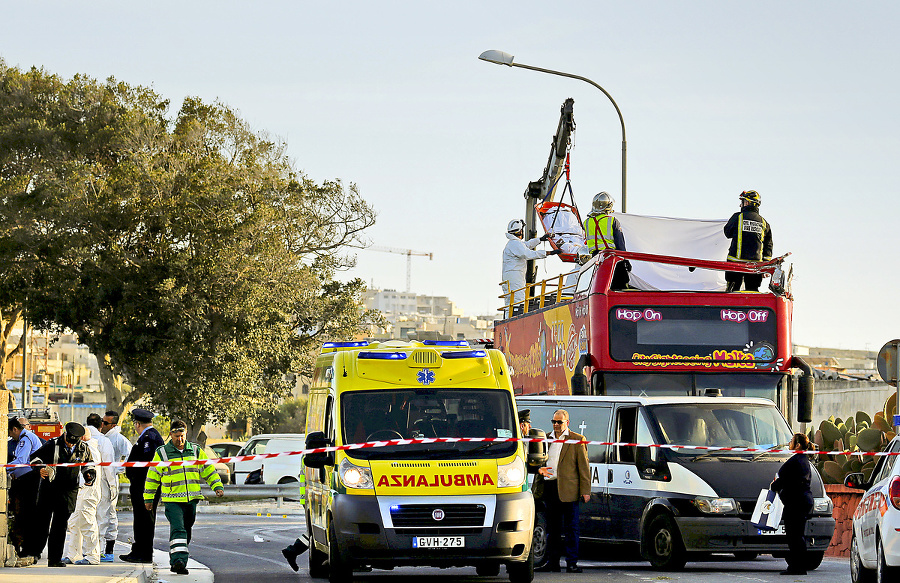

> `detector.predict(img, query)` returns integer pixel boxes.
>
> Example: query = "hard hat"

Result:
[507,219,525,234]
[590,192,614,215]
[739,190,761,205]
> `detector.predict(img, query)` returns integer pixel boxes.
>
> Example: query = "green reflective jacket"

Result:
[144,441,224,503]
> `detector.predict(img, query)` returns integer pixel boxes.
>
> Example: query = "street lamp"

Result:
[478,50,628,212]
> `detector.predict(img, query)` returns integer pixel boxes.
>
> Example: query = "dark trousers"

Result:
[9,474,38,555]
[130,483,160,560]
[30,495,73,562]
[543,479,581,568]
[611,262,630,290]
[784,511,809,571]
[164,500,198,566]
[725,270,763,292]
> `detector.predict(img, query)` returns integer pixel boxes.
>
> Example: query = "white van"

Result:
[518,395,836,571]
[232,433,306,485]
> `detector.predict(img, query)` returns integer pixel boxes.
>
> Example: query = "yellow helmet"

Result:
[739,190,761,205]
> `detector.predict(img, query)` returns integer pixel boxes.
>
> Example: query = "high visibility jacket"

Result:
[144,441,224,504]
[583,214,625,252]
[724,208,773,262]
[298,472,306,505]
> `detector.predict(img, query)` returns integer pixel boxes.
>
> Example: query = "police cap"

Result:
[131,408,155,423]
[64,422,86,439]
[518,409,531,423]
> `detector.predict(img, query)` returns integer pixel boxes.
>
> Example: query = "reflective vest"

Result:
[727,213,770,262]
[144,441,224,503]
[298,472,306,504]
[584,215,615,252]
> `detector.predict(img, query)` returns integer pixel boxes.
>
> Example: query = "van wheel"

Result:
[531,511,549,569]
[328,521,353,583]
[507,540,534,583]
[645,514,686,570]
[806,550,825,571]
[476,562,501,576]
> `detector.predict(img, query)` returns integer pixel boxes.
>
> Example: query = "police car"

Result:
[847,435,900,583]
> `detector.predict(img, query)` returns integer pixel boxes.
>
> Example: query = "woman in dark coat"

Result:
[771,432,814,576]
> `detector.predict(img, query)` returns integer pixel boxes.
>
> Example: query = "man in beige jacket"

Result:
[533,409,590,573]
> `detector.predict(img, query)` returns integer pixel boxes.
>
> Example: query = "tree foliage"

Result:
[0,60,379,437]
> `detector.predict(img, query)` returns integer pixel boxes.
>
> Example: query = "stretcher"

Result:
[535,200,585,263]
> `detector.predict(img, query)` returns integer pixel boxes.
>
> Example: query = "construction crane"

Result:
[369,246,433,292]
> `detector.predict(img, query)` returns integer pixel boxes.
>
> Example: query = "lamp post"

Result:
[479,50,628,212]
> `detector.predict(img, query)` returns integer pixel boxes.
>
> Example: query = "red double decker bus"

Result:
[493,249,814,424]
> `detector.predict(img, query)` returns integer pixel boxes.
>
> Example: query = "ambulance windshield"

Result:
[341,388,518,460]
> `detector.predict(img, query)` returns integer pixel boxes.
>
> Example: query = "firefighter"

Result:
[724,190,773,292]
[583,192,630,289]
[501,219,561,316]
[144,419,224,575]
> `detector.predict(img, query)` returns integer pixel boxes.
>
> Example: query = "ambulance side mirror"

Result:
[526,428,548,473]
[303,431,334,468]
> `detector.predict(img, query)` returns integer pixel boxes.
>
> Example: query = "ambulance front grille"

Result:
[390,503,486,527]
[410,350,439,366]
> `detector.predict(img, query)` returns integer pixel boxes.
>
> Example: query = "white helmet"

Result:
[507,219,525,234]
[590,192,614,215]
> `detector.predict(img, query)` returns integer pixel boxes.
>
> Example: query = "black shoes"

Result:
[566,565,583,573]
[119,553,153,563]
[47,561,67,567]
[535,563,561,572]
[171,559,189,575]
[282,547,299,572]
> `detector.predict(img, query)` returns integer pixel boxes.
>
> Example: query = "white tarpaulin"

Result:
[614,214,730,292]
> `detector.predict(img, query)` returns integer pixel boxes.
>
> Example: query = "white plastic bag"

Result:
[750,488,784,531]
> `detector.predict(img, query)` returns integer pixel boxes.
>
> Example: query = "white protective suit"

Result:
[501,233,547,316]
[99,425,131,545]
[64,434,105,564]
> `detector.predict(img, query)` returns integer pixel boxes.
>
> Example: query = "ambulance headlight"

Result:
[813,497,833,514]
[498,458,526,488]
[693,496,737,514]
[338,458,373,489]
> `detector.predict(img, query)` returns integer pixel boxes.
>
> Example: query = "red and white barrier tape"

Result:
[4,437,899,469]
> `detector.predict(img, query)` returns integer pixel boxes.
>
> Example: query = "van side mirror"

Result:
[635,446,670,481]
[526,428,548,473]
[844,472,867,490]
[303,431,334,468]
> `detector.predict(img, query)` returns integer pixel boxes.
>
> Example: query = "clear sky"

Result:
[3,2,898,351]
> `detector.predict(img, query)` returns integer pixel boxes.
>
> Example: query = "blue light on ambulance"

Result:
[357,351,408,360]
[423,340,469,347]
[322,341,370,349]
[440,350,487,359]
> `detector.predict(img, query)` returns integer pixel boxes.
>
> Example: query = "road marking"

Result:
[188,541,293,568]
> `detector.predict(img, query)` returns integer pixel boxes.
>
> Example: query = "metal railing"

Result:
[119,483,300,508]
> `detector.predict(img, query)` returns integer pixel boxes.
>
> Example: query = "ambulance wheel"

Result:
[328,521,353,583]
[645,514,686,570]
[476,562,501,576]
[309,544,328,579]
[806,550,825,571]
[531,512,549,569]
[507,541,534,583]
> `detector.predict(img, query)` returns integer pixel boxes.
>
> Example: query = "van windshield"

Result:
[341,388,518,460]
[646,403,793,455]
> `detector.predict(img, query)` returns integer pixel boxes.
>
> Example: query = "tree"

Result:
[0,61,379,439]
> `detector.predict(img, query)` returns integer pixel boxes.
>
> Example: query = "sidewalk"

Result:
[2,542,213,583]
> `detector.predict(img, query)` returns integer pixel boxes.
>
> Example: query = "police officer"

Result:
[518,409,532,437]
[583,192,630,289]
[724,190,773,292]
[27,422,96,567]
[119,408,165,563]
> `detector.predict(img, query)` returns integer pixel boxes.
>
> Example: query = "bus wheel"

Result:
[328,521,353,583]
[531,512,549,569]
[645,514,686,570]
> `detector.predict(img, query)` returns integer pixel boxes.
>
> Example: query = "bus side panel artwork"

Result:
[494,299,590,395]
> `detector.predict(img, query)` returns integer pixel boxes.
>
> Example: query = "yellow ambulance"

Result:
[302,340,536,582]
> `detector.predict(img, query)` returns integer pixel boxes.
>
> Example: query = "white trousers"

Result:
[64,484,101,564]
[97,478,120,542]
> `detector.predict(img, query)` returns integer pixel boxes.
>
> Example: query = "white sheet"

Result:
[614,214,730,292]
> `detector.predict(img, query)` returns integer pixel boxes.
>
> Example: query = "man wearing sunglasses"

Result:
[533,409,590,574]
[99,410,132,561]
[26,422,97,567]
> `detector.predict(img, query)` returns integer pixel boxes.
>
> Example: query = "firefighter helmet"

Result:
[739,190,761,205]
[590,192,615,215]
[507,219,525,235]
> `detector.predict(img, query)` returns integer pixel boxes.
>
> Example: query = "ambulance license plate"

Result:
[413,536,464,548]
[758,525,786,536]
